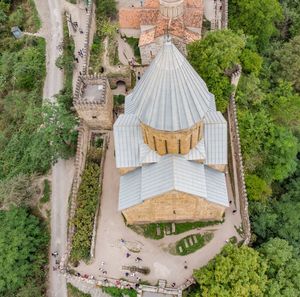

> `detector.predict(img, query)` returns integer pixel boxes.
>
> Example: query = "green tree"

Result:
[0,103,77,179]
[193,244,268,297]
[97,0,117,19]
[280,0,300,39]
[238,109,298,182]
[188,30,245,112]
[272,35,300,92]
[245,174,272,202]
[266,81,300,133]
[259,238,300,297]
[0,207,48,296]
[251,172,300,249]
[240,49,263,76]
[229,0,283,50]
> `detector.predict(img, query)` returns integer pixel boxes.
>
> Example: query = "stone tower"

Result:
[74,75,113,130]
[114,40,229,224]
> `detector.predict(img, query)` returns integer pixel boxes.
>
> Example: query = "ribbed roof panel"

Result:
[129,41,214,131]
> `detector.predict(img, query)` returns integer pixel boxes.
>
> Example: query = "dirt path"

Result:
[34,1,75,297]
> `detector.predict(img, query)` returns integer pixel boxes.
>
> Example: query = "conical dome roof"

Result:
[129,40,215,131]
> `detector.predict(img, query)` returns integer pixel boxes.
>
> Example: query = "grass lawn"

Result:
[67,283,91,297]
[175,233,213,255]
[102,286,137,297]
[129,220,222,240]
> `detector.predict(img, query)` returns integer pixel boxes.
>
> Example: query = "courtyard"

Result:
[75,133,242,287]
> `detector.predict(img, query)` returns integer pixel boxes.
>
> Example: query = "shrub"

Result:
[70,148,102,263]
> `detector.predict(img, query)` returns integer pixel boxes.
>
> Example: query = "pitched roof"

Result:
[204,111,227,165]
[118,155,229,210]
[128,41,215,131]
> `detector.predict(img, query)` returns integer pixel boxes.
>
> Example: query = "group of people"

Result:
[51,251,60,271]
[99,261,108,275]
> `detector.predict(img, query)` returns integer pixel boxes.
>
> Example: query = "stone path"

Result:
[63,0,93,89]
[75,133,242,286]
[117,34,135,65]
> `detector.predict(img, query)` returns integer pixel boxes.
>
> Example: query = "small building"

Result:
[113,40,229,225]
[11,26,23,39]
[74,75,113,130]
[119,0,203,65]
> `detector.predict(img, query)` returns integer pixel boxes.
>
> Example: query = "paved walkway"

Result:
[117,34,135,65]
[75,133,242,286]
[63,0,93,88]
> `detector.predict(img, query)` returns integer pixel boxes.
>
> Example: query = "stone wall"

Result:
[107,70,132,89]
[141,122,202,155]
[123,190,225,224]
[221,0,228,29]
[62,120,91,268]
[227,67,251,245]
[82,0,94,75]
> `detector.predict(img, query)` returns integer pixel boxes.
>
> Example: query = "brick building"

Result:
[113,40,229,224]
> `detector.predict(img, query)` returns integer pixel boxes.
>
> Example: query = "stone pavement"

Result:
[75,133,242,287]
[64,0,94,89]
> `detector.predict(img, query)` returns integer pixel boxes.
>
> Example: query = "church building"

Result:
[113,40,229,225]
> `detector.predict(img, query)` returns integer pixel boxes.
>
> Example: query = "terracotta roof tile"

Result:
[184,8,202,28]
[144,0,160,8]
[140,9,159,25]
[139,29,156,46]
[119,8,142,29]
[186,0,202,8]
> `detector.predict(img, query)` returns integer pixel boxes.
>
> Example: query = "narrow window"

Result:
[178,139,181,154]
[198,126,201,140]
[165,140,168,154]
[190,135,193,149]
[153,136,157,151]
[92,116,97,119]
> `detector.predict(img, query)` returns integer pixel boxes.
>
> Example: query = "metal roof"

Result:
[128,40,215,131]
[118,155,229,210]
[204,111,227,165]
[119,168,142,210]
[114,114,142,168]
[184,139,206,161]
[139,143,161,164]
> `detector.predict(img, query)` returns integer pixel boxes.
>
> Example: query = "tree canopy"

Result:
[193,244,268,297]
[0,207,48,296]
[272,35,300,92]
[229,0,283,50]
[188,30,245,112]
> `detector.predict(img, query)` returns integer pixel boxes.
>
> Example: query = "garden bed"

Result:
[129,220,222,240]
[70,147,103,263]
[175,233,213,255]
